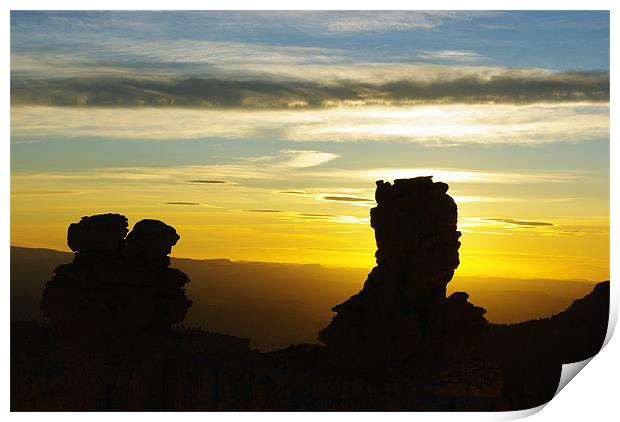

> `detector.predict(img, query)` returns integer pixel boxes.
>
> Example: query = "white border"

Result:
[0,1,616,10]
[3,2,617,420]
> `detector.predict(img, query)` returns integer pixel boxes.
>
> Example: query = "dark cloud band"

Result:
[11,71,609,108]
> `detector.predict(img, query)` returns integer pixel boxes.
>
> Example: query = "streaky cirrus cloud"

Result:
[277,213,369,225]
[10,188,81,196]
[354,168,580,184]
[276,190,560,206]
[11,162,592,190]
[186,180,230,184]
[272,189,522,206]
[273,190,310,196]
[243,209,284,213]
[320,195,373,203]
[459,217,609,237]
[10,12,498,50]
[278,149,339,168]
[487,218,554,227]
[239,209,370,225]
[10,149,341,186]
[318,11,465,32]
[10,103,609,145]
[317,195,375,207]
[415,50,485,62]
[96,39,346,66]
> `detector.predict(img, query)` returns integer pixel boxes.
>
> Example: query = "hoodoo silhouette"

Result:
[320,177,488,366]
[41,214,192,345]
[11,178,609,411]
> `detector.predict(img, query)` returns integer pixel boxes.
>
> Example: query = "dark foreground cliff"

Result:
[10,282,609,411]
[10,178,609,411]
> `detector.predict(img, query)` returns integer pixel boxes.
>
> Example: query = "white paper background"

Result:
[3,0,618,419]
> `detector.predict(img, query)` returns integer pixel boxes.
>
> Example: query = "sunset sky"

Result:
[10,11,610,280]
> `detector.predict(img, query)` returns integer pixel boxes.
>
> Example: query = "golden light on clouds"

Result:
[11,103,609,145]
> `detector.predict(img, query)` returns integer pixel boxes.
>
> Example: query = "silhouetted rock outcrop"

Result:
[11,179,610,411]
[40,214,193,345]
[123,219,181,267]
[67,213,128,253]
[319,177,489,367]
[489,280,609,409]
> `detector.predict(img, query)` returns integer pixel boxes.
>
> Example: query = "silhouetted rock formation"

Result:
[11,180,610,411]
[67,213,129,253]
[489,280,609,409]
[12,280,608,411]
[40,214,193,345]
[319,177,489,367]
[123,219,181,267]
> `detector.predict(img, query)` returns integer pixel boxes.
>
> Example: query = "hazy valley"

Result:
[11,245,599,350]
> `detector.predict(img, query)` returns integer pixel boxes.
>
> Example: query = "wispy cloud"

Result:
[10,150,339,191]
[240,208,369,225]
[451,195,517,204]
[163,202,200,206]
[284,104,609,144]
[351,168,580,184]
[100,39,345,65]
[274,188,531,206]
[186,180,231,184]
[278,213,369,225]
[10,12,496,52]
[459,217,604,237]
[243,209,284,213]
[320,195,373,203]
[11,188,82,196]
[416,50,485,62]
[273,190,310,196]
[322,12,440,32]
[272,190,555,207]
[274,11,495,34]
[278,149,339,168]
[11,103,609,145]
[316,195,375,207]
[11,156,593,194]
[488,218,554,227]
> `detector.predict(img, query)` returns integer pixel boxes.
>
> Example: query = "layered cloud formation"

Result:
[11,11,610,146]
[11,68,608,108]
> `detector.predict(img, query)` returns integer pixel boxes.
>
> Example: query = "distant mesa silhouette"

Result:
[41,214,192,345]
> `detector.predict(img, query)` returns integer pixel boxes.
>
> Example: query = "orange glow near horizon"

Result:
[10,178,610,281]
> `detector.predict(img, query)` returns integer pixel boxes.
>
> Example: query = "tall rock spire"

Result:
[319,177,487,366]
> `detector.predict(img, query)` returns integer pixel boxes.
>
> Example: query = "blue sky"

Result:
[11,11,610,70]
